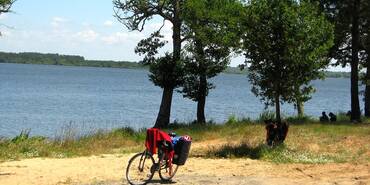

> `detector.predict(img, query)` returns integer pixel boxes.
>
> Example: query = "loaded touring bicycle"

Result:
[125,128,192,185]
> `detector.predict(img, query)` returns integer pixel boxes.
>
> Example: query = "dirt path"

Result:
[0,154,369,185]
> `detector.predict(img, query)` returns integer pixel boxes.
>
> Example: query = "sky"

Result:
[0,0,348,70]
[0,0,178,62]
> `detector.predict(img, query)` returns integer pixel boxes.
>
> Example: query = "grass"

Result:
[206,143,340,164]
[0,117,369,164]
[0,127,146,161]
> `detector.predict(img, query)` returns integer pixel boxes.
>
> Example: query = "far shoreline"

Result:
[0,51,351,78]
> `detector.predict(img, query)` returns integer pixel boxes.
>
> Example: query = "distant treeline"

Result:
[0,51,144,69]
[223,67,350,78]
[0,51,350,78]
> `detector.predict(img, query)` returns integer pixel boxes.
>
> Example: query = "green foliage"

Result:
[147,53,185,89]
[226,115,238,125]
[0,0,13,14]
[10,129,30,143]
[241,0,334,120]
[135,32,185,88]
[178,0,243,101]
[286,115,316,124]
[336,112,351,122]
[318,0,369,67]
[258,111,276,122]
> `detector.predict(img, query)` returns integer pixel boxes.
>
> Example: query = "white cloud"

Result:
[1,30,12,37]
[51,17,68,27]
[101,32,144,45]
[101,35,117,45]
[74,29,99,42]
[103,20,114,27]
[0,14,8,20]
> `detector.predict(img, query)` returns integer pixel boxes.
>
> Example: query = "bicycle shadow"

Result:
[148,179,177,184]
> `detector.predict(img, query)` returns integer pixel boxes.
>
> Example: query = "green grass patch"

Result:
[0,127,147,162]
[0,119,369,164]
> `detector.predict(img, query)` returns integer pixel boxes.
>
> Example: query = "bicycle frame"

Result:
[137,141,170,173]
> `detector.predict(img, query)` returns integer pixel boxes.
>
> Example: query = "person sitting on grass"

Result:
[320,111,329,122]
[329,112,337,122]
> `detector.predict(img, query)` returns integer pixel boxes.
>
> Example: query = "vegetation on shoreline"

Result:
[0,51,144,69]
[0,51,350,78]
[1,117,369,164]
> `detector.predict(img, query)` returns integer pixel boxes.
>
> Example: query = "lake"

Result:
[0,63,360,137]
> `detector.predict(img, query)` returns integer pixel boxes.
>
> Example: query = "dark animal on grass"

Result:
[329,112,337,122]
[264,119,289,147]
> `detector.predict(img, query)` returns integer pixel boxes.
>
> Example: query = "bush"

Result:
[258,111,276,122]
[286,115,316,124]
[226,115,238,125]
[336,112,350,122]
[11,129,31,143]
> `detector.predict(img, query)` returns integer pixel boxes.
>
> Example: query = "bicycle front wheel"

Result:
[126,152,155,185]
[158,153,179,181]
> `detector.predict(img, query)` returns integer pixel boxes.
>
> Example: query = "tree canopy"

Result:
[177,0,243,123]
[242,0,334,122]
[0,0,13,13]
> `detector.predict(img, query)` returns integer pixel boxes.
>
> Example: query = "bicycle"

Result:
[125,128,191,185]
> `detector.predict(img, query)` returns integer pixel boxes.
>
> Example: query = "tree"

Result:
[0,0,13,13]
[293,85,316,117]
[178,0,243,124]
[114,0,186,128]
[318,0,369,121]
[364,27,370,117]
[360,2,370,117]
[241,0,333,123]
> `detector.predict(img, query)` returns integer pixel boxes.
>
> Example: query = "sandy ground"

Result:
[0,153,369,185]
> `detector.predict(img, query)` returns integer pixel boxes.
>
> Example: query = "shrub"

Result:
[11,129,31,144]
[258,111,276,122]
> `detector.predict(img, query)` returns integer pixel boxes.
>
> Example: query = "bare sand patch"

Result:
[0,153,369,185]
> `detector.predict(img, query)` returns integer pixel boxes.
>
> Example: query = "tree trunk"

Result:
[365,68,370,117]
[350,0,361,122]
[275,94,281,123]
[364,26,370,117]
[365,53,370,117]
[154,87,174,128]
[154,0,182,128]
[194,32,207,124]
[297,99,304,117]
[197,75,207,124]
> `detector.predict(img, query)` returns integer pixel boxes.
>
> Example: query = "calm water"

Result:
[0,63,360,137]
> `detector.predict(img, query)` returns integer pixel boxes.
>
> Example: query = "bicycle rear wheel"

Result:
[126,152,155,185]
[158,153,179,181]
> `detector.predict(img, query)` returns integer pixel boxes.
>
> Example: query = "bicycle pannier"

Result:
[173,136,191,165]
